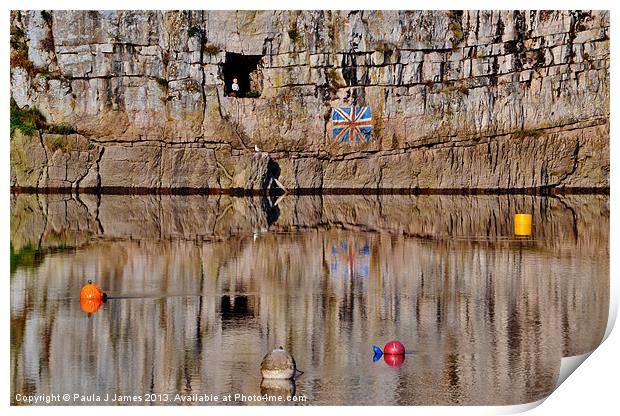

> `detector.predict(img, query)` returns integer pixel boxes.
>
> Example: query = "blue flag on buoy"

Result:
[372,345,383,362]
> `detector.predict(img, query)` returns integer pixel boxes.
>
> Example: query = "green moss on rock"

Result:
[10,98,46,137]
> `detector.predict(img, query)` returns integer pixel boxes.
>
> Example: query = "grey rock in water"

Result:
[261,347,296,379]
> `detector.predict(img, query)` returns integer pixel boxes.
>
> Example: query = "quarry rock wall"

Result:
[10,10,609,190]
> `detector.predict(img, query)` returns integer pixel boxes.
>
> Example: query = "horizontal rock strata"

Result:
[10,10,609,190]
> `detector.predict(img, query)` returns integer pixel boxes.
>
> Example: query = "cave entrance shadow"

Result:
[223,52,263,97]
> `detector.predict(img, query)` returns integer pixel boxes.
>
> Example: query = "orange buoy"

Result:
[80,297,103,314]
[80,280,103,301]
[514,214,532,237]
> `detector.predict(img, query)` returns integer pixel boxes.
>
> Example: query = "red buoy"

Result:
[80,281,103,301]
[383,340,405,355]
[384,353,405,368]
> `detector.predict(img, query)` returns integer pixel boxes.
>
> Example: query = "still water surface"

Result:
[10,193,609,405]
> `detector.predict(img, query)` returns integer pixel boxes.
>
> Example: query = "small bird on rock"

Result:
[254,144,262,152]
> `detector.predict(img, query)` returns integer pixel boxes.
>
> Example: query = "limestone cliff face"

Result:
[10,10,609,190]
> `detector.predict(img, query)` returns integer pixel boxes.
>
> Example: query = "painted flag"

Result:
[331,106,373,143]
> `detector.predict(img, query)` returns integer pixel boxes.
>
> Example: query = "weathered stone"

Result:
[99,145,162,188]
[9,10,609,191]
[293,158,323,189]
[160,147,219,189]
[232,152,282,191]
[10,130,47,188]
[26,11,54,68]
[78,160,100,188]
[10,68,33,108]
[43,134,99,188]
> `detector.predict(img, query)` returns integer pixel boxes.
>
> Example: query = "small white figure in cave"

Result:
[230,77,240,97]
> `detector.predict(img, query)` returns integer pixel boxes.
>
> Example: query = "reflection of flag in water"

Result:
[332,106,372,143]
[329,239,371,278]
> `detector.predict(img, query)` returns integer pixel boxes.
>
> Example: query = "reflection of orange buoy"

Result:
[514,214,533,237]
[80,297,103,314]
[384,353,405,368]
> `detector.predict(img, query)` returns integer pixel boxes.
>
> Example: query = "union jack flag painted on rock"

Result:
[331,106,373,143]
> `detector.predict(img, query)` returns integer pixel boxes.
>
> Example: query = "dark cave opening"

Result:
[223,52,263,98]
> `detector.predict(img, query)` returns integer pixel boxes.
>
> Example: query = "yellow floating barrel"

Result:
[514,214,532,237]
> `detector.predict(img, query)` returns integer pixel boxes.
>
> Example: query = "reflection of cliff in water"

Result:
[10,193,609,405]
[10,193,609,255]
